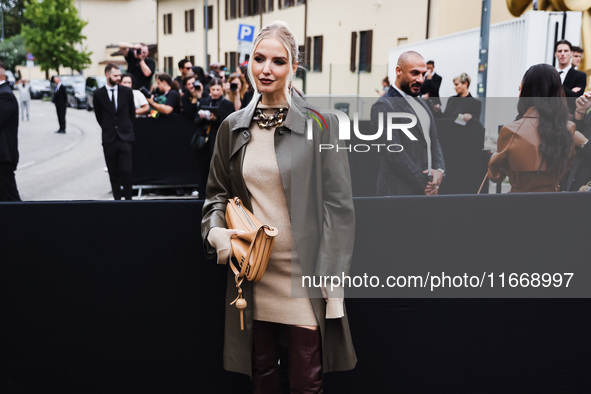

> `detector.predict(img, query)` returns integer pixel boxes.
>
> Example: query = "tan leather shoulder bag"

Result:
[225,197,278,330]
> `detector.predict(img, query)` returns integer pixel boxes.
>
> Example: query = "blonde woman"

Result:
[444,72,481,123]
[201,21,356,393]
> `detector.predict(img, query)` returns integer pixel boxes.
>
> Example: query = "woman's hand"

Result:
[226,229,244,237]
[575,91,591,119]
[209,228,244,247]
[207,228,244,265]
[458,113,472,122]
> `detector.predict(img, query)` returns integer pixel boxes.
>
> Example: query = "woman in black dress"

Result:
[444,72,481,124]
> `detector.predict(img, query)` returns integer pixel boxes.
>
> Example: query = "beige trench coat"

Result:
[201,94,357,377]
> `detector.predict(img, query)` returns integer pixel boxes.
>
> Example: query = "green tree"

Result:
[21,0,91,75]
[1,0,27,40]
[0,34,27,71]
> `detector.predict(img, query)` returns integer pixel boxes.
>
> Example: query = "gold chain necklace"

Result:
[253,108,287,129]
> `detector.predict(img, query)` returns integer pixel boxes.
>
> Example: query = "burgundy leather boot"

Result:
[287,326,323,394]
[253,320,281,394]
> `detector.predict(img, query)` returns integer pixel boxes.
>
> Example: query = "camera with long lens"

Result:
[193,81,202,91]
[139,86,152,98]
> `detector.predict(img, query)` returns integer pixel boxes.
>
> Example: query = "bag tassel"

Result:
[230,275,247,330]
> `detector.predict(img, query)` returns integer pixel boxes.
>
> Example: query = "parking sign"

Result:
[238,24,255,42]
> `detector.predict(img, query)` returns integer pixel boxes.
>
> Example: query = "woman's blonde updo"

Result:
[453,72,471,88]
[247,20,299,106]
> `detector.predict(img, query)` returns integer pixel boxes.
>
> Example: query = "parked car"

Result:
[61,75,87,109]
[85,76,107,111]
[29,79,52,99]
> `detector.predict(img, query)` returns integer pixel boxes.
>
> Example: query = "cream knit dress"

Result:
[242,103,317,326]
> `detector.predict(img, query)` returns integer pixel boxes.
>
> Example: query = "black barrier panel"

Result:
[131,117,485,196]
[132,116,202,186]
[1,195,591,392]
[346,193,591,298]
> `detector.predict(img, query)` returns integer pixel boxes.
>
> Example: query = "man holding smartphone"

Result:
[118,42,156,91]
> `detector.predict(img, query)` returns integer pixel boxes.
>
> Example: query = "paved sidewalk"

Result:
[15,98,113,201]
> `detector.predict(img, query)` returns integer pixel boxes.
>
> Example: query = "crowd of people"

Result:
[2,32,591,201]
[81,43,260,200]
[114,43,255,128]
[372,39,589,195]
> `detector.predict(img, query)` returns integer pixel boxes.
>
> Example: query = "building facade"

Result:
[156,0,516,96]
[78,0,157,77]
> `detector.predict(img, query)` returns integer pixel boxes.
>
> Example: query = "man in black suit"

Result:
[420,60,443,114]
[94,63,136,200]
[52,75,67,133]
[371,51,445,196]
[420,60,442,98]
[0,65,21,201]
[555,40,587,113]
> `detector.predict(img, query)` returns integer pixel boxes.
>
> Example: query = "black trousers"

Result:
[0,163,21,201]
[103,140,133,200]
[55,104,66,131]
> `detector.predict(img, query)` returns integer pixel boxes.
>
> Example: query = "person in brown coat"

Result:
[201,21,356,393]
[488,64,587,192]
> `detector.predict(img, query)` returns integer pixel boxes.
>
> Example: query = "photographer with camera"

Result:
[146,73,181,116]
[181,75,203,121]
[118,42,156,90]
[192,66,211,100]
[224,73,248,111]
[193,78,235,197]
